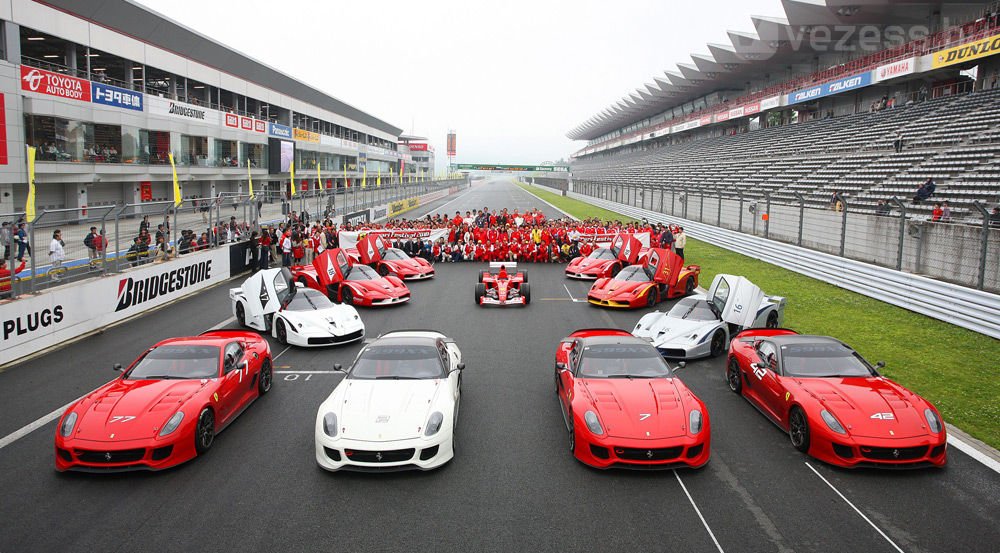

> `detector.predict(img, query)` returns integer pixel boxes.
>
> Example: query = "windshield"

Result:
[667,298,719,321]
[612,265,650,283]
[780,343,875,378]
[127,345,220,380]
[346,264,380,281]
[588,248,615,260]
[349,344,445,380]
[285,288,334,311]
[384,249,411,261]
[578,344,672,378]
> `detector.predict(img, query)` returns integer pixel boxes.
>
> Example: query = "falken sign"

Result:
[786,71,873,105]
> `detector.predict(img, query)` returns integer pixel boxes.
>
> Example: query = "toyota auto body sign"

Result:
[20,66,91,102]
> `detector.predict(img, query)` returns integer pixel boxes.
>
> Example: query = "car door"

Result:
[708,274,765,329]
[559,341,581,421]
[749,340,786,423]
[218,341,249,423]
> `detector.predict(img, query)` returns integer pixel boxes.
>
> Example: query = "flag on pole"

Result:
[290,161,296,197]
[377,167,382,187]
[25,146,37,222]
[247,159,255,199]
[362,167,367,188]
[168,153,181,208]
[343,165,348,188]
[398,162,403,183]
[317,161,322,191]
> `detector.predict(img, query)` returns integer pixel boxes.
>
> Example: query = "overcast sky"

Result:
[136,0,784,169]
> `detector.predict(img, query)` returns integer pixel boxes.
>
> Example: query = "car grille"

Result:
[614,446,683,461]
[151,446,173,461]
[590,445,610,459]
[832,443,855,458]
[324,447,342,462]
[344,448,415,463]
[859,445,927,461]
[419,446,439,461]
[76,448,146,464]
[686,444,704,458]
[588,298,631,308]
[308,329,364,345]
[657,348,687,358]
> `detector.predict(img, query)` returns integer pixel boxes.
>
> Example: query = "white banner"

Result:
[873,57,917,83]
[1,248,231,365]
[760,95,782,110]
[339,228,450,250]
[567,231,651,248]
[146,95,222,127]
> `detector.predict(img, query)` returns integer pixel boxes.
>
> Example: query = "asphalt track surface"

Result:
[1,178,997,553]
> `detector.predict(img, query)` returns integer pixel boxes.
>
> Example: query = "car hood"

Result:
[580,378,691,439]
[792,377,929,439]
[73,379,210,442]
[568,258,612,274]
[634,313,719,347]
[387,259,432,275]
[589,280,649,299]
[282,304,361,330]
[349,278,409,298]
[332,379,445,441]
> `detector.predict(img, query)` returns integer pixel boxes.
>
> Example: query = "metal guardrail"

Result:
[563,190,1000,339]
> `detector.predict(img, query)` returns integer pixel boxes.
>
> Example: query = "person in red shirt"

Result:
[432,241,441,263]
[475,242,487,262]
[579,241,593,257]
[931,203,943,222]
[509,241,520,262]
[1,260,26,295]
[463,242,474,261]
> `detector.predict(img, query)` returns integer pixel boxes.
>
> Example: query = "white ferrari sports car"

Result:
[315,330,463,472]
[632,274,785,359]
[230,268,365,347]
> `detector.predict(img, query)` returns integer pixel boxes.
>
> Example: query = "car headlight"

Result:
[59,412,77,437]
[323,413,338,437]
[820,410,846,435]
[159,411,184,437]
[425,412,444,436]
[924,408,942,433]
[584,410,604,435]
[689,410,703,434]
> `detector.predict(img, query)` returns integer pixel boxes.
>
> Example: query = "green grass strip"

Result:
[519,181,1000,449]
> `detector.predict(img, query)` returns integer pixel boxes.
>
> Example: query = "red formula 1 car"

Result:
[554,329,710,469]
[588,246,700,309]
[727,329,947,468]
[565,234,646,280]
[356,234,435,280]
[55,331,272,472]
[291,249,410,307]
[475,262,530,306]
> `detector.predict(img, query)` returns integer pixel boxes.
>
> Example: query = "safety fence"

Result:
[1,178,468,300]
[558,180,1000,293]
[525,182,1000,338]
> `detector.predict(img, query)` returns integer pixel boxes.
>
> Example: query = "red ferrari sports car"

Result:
[355,234,435,280]
[588,247,700,309]
[55,331,272,472]
[475,262,530,306]
[554,329,710,469]
[727,329,947,468]
[291,249,410,307]
[565,234,647,280]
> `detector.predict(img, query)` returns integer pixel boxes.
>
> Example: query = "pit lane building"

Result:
[0,0,407,221]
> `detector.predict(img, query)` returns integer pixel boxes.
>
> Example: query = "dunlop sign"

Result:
[932,33,1000,69]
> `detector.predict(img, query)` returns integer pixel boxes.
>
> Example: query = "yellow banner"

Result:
[25,146,37,222]
[343,165,347,187]
[362,167,367,188]
[317,161,322,191]
[168,153,181,207]
[293,128,320,143]
[290,161,296,197]
[377,167,382,188]
[932,33,1000,69]
[247,159,254,199]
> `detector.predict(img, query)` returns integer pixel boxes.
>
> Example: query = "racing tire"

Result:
[297,276,308,287]
[710,330,726,357]
[685,277,696,295]
[195,408,215,455]
[521,270,529,283]
[766,311,779,329]
[258,358,272,395]
[726,358,742,394]
[568,418,576,455]
[341,287,354,306]
[789,408,810,453]
[377,264,390,277]
[275,318,288,345]
[478,271,487,283]
[475,283,486,304]
[235,302,246,328]
[646,288,658,307]
[521,283,531,305]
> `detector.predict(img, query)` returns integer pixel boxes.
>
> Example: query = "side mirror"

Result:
[456,363,466,371]
[113,363,123,372]
[556,362,567,371]
[333,363,345,373]
[874,361,885,371]
[672,361,686,372]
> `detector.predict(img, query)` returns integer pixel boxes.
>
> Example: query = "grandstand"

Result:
[567,1,1000,222]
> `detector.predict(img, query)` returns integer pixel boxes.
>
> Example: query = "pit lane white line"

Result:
[673,470,725,553]
[805,462,906,553]
[947,433,1000,474]
[0,315,254,453]
[563,284,587,303]
[275,370,337,374]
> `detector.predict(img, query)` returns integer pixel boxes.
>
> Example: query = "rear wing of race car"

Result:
[489,262,517,271]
